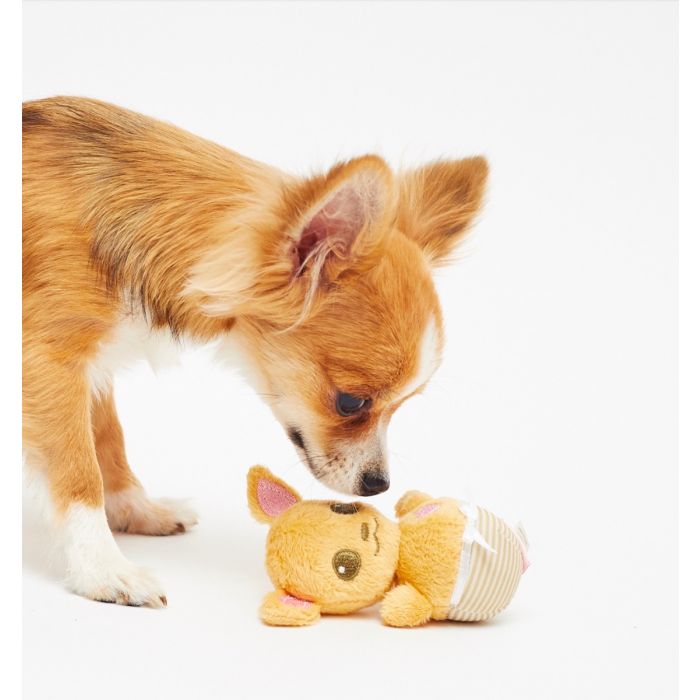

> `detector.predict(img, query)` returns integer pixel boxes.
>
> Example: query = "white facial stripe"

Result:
[395,316,441,403]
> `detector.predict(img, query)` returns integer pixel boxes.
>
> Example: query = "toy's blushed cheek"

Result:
[414,503,440,519]
[279,594,312,608]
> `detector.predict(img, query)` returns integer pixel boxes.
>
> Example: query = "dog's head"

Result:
[189,155,488,495]
[247,466,400,613]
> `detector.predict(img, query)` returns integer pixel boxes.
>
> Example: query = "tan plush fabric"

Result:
[448,506,525,622]
[248,467,528,627]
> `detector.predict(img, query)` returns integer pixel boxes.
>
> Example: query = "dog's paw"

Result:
[66,541,167,607]
[105,487,198,536]
[61,503,167,607]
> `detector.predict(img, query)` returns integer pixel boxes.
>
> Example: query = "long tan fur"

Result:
[22,96,488,604]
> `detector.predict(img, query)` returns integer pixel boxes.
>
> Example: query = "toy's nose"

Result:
[359,471,389,496]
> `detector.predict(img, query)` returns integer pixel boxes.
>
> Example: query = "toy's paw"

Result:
[394,491,433,518]
[380,584,433,627]
[260,590,321,626]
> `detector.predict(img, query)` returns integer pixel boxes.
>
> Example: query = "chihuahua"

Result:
[22,97,488,606]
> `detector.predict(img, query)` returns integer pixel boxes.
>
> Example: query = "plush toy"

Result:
[247,466,529,627]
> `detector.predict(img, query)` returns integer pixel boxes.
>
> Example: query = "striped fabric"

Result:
[447,506,525,622]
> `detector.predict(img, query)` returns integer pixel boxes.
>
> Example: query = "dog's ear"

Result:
[286,155,394,282]
[247,466,301,524]
[184,155,394,324]
[397,156,489,265]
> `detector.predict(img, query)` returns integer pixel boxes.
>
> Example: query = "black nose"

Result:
[359,471,390,496]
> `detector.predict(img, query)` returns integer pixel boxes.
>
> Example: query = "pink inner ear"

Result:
[294,182,369,273]
[257,479,298,518]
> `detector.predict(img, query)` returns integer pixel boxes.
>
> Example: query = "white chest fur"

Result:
[87,315,182,395]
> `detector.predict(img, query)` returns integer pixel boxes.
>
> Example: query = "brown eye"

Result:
[332,550,361,580]
[336,392,368,417]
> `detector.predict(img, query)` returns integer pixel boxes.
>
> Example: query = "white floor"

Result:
[23,483,676,700]
[23,344,677,699]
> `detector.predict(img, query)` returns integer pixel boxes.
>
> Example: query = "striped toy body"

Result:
[447,505,525,621]
[396,496,528,623]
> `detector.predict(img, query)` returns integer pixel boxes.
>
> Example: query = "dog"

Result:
[22,96,488,606]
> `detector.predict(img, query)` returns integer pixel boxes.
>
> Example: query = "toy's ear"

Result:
[395,491,433,518]
[247,466,301,524]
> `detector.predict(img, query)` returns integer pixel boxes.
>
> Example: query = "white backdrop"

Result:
[23,2,677,699]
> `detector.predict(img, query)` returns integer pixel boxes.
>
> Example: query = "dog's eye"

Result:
[336,392,367,417]
[332,550,361,580]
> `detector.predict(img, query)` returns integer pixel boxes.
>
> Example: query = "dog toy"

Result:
[247,466,529,627]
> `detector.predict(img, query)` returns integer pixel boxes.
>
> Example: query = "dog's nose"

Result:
[359,471,390,496]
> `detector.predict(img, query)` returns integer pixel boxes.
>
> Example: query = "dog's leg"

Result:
[24,358,167,606]
[92,386,198,536]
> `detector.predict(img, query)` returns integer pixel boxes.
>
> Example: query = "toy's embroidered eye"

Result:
[332,550,361,580]
[336,392,368,417]
[330,502,361,515]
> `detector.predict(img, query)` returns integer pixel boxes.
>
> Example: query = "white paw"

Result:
[68,556,167,607]
[105,487,198,536]
[63,504,167,607]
